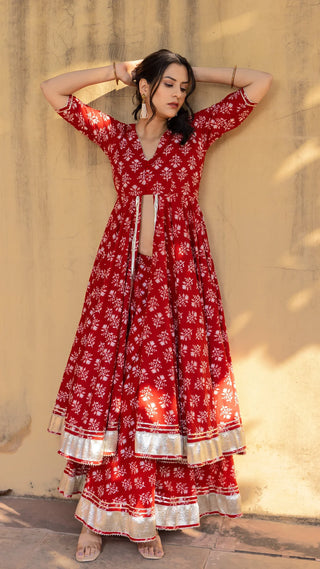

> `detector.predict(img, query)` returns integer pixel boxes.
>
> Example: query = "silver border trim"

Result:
[198,491,241,517]
[48,413,64,435]
[153,193,158,228]
[131,195,140,279]
[75,496,156,540]
[59,429,117,462]
[59,472,85,497]
[135,426,245,465]
[74,491,241,539]
[49,414,244,465]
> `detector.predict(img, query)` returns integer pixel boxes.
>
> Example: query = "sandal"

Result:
[75,525,102,563]
[137,533,164,559]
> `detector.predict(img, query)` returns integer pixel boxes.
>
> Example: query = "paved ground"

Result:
[0,496,319,568]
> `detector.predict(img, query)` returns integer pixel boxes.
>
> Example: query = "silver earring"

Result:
[141,94,148,119]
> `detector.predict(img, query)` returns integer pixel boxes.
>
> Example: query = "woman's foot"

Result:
[137,532,164,559]
[75,525,102,563]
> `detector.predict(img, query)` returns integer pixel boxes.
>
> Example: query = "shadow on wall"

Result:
[222,79,320,364]
[195,7,320,365]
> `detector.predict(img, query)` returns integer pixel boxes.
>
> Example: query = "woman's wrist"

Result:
[114,60,142,86]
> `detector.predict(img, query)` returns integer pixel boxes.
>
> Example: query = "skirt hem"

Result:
[49,412,246,467]
[71,491,242,541]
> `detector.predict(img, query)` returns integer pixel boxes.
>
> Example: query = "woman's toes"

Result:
[138,534,164,559]
[76,526,102,562]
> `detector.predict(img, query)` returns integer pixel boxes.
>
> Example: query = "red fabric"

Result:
[66,254,240,538]
[49,88,256,538]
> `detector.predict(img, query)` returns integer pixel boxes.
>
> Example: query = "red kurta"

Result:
[48,88,256,540]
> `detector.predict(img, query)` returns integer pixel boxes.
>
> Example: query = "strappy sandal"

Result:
[137,533,164,559]
[75,525,102,563]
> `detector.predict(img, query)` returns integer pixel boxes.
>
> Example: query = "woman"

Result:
[41,49,272,561]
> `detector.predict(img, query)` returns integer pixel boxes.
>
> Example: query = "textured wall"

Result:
[1,0,319,517]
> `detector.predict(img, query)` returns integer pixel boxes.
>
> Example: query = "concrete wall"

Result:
[1,0,319,518]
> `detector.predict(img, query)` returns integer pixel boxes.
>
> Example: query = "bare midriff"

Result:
[138,194,155,257]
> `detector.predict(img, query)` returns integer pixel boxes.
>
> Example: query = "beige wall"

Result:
[1,0,319,518]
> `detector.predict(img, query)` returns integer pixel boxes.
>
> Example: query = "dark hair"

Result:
[132,49,196,145]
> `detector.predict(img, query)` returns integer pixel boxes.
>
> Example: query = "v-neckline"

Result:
[133,124,168,162]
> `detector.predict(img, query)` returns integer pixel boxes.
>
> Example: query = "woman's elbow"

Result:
[255,72,273,102]
[262,73,273,99]
[40,79,58,107]
[264,72,273,89]
[40,79,50,97]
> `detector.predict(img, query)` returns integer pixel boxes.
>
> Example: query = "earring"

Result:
[140,94,148,119]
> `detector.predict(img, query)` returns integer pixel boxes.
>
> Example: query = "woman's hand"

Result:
[40,60,141,110]
[116,60,142,86]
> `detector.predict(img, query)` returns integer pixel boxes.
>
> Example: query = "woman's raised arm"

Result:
[40,60,140,110]
[192,66,272,103]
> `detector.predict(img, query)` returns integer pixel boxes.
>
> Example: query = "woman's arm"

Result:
[40,60,140,110]
[192,67,272,103]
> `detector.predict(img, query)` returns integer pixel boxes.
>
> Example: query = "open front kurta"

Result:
[48,88,256,540]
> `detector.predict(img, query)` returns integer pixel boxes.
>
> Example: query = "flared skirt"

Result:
[58,252,242,541]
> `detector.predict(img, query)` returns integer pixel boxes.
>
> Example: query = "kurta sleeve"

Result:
[56,95,114,152]
[193,87,257,150]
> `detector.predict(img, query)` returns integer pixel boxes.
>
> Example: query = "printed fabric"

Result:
[48,88,256,540]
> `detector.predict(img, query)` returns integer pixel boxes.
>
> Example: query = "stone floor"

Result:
[0,497,319,568]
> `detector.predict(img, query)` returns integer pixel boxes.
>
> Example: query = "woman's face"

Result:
[147,63,189,120]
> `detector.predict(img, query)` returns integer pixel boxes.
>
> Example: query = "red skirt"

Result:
[58,252,242,542]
